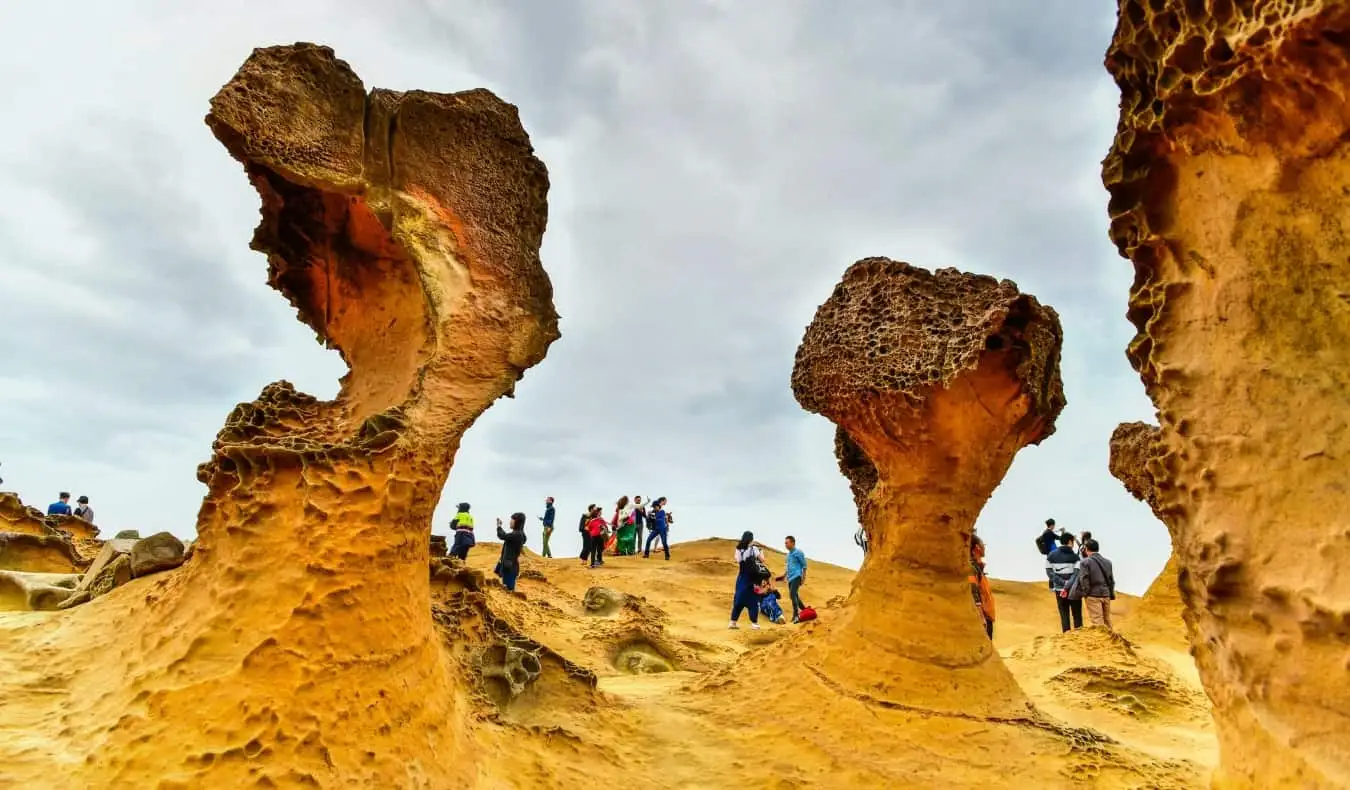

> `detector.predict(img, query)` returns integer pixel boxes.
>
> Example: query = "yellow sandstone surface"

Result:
[1104,2,1350,786]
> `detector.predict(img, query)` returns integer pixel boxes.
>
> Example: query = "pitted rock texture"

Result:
[834,427,877,516]
[791,258,1064,719]
[1104,4,1350,786]
[0,43,557,789]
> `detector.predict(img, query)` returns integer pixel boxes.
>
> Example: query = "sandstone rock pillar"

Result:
[1105,4,1350,785]
[40,44,558,788]
[792,258,1064,718]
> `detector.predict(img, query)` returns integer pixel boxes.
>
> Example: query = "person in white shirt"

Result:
[729,531,766,630]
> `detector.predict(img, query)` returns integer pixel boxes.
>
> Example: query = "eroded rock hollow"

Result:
[1104,3,1350,785]
[0,44,557,788]
[791,258,1065,717]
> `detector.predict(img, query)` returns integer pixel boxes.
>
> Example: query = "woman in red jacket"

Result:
[586,506,608,568]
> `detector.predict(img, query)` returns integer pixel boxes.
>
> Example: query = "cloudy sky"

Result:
[0,1,1167,593]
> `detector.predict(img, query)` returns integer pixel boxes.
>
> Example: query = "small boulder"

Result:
[87,554,132,599]
[583,586,627,617]
[114,529,142,540]
[129,532,186,578]
[75,538,138,592]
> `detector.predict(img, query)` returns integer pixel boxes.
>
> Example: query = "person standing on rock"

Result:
[586,505,608,568]
[494,513,528,592]
[1046,532,1083,632]
[643,497,671,560]
[1077,539,1116,629]
[578,504,595,564]
[613,495,637,555]
[538,496,555,558]
[969,534,996,639]
[729,531,766,630]
[777,535,809,623]
[73,496,95,524]
[632,495,647,555]
[47,492,72,517]
[449,502,476,561]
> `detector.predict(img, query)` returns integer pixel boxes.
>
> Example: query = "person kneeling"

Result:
[756,578,787,625]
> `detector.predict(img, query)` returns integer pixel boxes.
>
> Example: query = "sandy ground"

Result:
[0,536,1215,788]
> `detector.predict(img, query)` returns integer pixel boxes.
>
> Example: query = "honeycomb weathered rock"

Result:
[791,258,1064,719]
[1104,4,1350,785]
[0,43,559,789]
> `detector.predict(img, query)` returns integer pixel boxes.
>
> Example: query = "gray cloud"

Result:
[0,1,1170,594]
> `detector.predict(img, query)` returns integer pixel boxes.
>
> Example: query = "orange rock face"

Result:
[0,44,557,788]
[1104,4,1350,785]
[1108,422,1186,641]
[791,258,1065,717]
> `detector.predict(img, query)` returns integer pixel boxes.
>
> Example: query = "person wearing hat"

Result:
[47,492,72,516]
[73,496,95,524]
[449,503,476,561]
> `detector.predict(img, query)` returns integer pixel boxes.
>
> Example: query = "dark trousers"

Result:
[451,532,473,561]
[1056,595,1083,632]
[498,567,519,591]
[644,528,669,558]
[579,532,590,561]
[588,534,606,566]
[730,578,760,624]
[787,578,805,619]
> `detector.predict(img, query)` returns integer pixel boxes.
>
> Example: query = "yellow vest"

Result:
[453,512,474,530]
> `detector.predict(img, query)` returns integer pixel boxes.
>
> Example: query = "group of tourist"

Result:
[441,496,677,591]
[575,495,674,565]
[46,491,96,523]
[1036,517,1117,631]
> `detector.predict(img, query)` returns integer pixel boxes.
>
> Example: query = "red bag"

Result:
[797,607,817,623]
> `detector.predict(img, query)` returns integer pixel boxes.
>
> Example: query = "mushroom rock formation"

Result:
[0,43,557,788]
[1108,422,1185,636]
[1104,4,1350,785]
[791,257,1065,717]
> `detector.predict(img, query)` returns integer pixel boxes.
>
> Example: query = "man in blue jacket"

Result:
[1046,533,1083,632]
[538,496,556,558]
[778,535,809,623]
[47,492,72,516]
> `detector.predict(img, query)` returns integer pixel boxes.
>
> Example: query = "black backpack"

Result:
[739,548,770,582]
[1035,530,1056,556]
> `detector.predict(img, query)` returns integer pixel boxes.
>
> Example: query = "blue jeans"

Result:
[644,528,669,558]
[497,564,519,591]
[730,577,759,623]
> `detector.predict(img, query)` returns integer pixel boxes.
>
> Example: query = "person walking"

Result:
[777,535,809,623]
[538,497,555,558]
[47,492,72,517]
[586,506,608,568]
[729,531,766,629]
[854,526,869,556]
[449,503,476,561]
[643,497,671,560]
[73,496,95,524]
[1046,533,1083,632]
[493,513,528,591]
[1078,539,1117,629]
[632,495,647,554]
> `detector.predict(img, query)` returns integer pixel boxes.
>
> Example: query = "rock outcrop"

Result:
[0,43,558,788]
[0,492,92,573]
[1108,422,1186,640]
[128,532,185,578]
[791,257,1065,717]
[1104,4,1350,785]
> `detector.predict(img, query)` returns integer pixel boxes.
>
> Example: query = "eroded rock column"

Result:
[1104,4,1350,785]
[792,258,1064,718]
[45,44,558,788]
